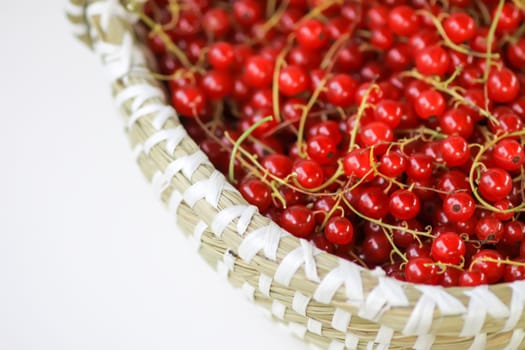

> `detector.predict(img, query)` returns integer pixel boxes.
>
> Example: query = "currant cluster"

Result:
[138,0,525,286]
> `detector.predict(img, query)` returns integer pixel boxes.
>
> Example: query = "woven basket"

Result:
[66,1,525,349]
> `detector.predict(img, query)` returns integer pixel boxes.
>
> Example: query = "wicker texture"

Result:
[67,1,525,349]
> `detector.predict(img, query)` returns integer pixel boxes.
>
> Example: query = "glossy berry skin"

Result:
[478,168,513,202]
[307,135,337,165]
[389,189,420,220]
[362,231,391,266]
[416,45,450,76]
[280,205,316,238]
[343,148,374,180]
[201,70,233,99]
[443,192,475,222]
[475,217,504,243]
[406,154,434,181]
[503,221,525,244]
[203,8,231,37]
[405,258,440,285]
[326,74,357,107]
[492,139,525,171]
[292,159,324,189]
[357,186,389,219]
[278,65,309,96]
[261,154,292,178]
[359,122,393,153]
[172,86,206,117]
[388,5,420,37]
[431,232,466,265]
[458,270,487,286]
[374,99,403,128]
[470,249,505,284]
[233,0,262,26]
[295,19,328,50]
[504,258,525,282]
[414,89,446,120]
[439,108,474,138]
[443,12,476,44]
[440,135,471,167]
[207,42,235,70]
[507,38,525,69]
[487,67,520,103]
[239,178,272,212]
[243,55,274,88]
[379,151,407,177]
[324,217,355,245]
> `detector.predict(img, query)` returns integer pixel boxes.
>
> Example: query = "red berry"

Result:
[478,168,513,202]
[458,270,487,286]
[357,186,389,219]
[405,258,440,285]
[443,12,476,44]
[203,8,230,37]
[307,135,338,165]
[492,139,525,171]
[414,89,446,120]
[389,189,421,220]
[388,5,420,37]
[208,42,235,70]
[470,249,505,284]
[475,217,504,243]
[280,205,316,238]
[443,192,475,222]
[239,178,272,212]
[172,86,206,117]
[504,258,525,282]
[379,151,407,178]
[343,148,374,180]
[292,159,324,189]
[440,135,471,167]
[487,67,520,103]
[324,217,355,245]
[416,45,450,76]
[278,65,309,96]
[295,19,328,50]
[233,0,262,26]
[326,74,357,107]
[243,55,274,88]
[431,232,466,265]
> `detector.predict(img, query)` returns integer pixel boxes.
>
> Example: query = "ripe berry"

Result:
[458,270,487,286]
[292,159,324,189]
[307,135,338,165]
[239,178,272,212]
[172,86,206,117]
[243,55,274,88]
[278,65,309,96]
[389,189,421,220]
[440,135,471,167]
[443,12,476,44]
[343,148,374,180]
[326,74,357,107]
[233,0,263,26]
[470,249,505,284]
[431,232,466,265]
[295,19,328,50]
[324,217,355,245]
[405,258,440,285]
[280,205,316,238]
[487,67,520,103]
[208,42,235,70]
[357,186,389,219]
[443,192,475,222]
[379,151,407,178]
[478,168,513,202]
[388,5,420,37]
[492,139,525,171]
[475,217,504,243]
[414,89,446,120]
[416,45,450,76]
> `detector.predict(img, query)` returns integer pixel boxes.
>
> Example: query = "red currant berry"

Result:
[443,12,476,44]
[458,270,487,286]
[379,151,407,178]
[487,67,520,103]
[172,86,206,117]
[207,42,235,70]
[243,55,274,88]
[475,217,504,243]
[504,258,525,282]
[478,168,513,202]
[470,249,505,283]
[239,178,272,212]
[292,159,324,189]
[343,148,375,180]
[357,186,389,219]
[280,205,316,238]
[414,89,446,120]
[416,45,450,76]
[440,135,471,167]
[278,65,309,96]
[324,217,355,245]
[406,153,434,181]
[233,0,263,26]
[326,74,357,107]
[443,192,475,222]
[405,258,440,285]
[389,189,421,220]
[307,135,338,165]
[388,5,420,37]
[492,139,525,172]
[431,232,466,265]
[295,19,328,50]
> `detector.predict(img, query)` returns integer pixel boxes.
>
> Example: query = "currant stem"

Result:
[228,116,273,183]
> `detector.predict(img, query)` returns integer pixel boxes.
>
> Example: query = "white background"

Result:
[0,2,306,349]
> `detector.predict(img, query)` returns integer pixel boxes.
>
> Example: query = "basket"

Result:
[66,1,525,349]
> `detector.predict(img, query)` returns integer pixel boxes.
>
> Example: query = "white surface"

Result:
[0,2,306,349]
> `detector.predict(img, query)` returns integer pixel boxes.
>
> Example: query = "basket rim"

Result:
[67,0,525,344]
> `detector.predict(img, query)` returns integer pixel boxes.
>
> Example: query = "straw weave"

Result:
[67,1,525,349]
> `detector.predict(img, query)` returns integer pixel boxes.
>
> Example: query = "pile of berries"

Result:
[138,0,525,286]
